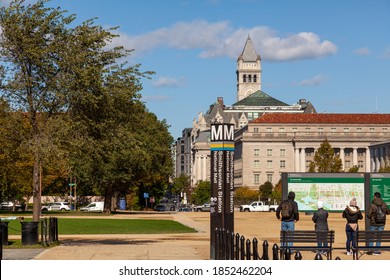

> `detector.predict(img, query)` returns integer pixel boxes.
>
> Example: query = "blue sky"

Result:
[2,0,390,139]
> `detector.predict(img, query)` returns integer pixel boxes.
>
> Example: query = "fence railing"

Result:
[214,228,339,260]
[1,217,59,260]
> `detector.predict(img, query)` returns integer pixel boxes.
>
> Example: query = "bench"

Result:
[353,230,390,260]
[280,230,335,260]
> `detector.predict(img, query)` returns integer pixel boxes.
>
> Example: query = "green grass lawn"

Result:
[5,218,197,235]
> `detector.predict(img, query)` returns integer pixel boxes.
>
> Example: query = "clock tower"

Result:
[236,36,262,102]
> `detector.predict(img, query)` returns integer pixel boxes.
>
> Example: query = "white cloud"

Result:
[298,75,327,86]
[111,20,337,62]
[152,76,187,88]
[354,48,370,56]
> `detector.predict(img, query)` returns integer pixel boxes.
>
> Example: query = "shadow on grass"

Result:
[59,238,159,246]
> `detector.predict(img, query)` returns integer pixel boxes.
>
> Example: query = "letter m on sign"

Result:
[211,124,234,141]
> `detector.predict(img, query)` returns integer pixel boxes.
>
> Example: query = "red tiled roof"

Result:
[253,113,390,124]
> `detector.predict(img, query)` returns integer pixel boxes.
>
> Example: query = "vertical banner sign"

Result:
[210,123,234,259]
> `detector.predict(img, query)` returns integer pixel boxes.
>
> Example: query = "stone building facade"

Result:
[234,113,390,188]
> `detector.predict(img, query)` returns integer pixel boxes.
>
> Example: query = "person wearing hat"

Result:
[312,201,329,252]
[342,198,363,256]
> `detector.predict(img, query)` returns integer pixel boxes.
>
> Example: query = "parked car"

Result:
[193,203,210,212]
[154,204,168,211]
[80,202,104,212]
[41,203,55,212]
[42,202,70,211]
[0,201,24,211]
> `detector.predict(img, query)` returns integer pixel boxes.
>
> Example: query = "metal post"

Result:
[294,251,302,260]
[262,240,269,260]
[272,243,279,260]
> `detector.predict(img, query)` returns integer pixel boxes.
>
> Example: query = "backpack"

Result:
[281,200,293,219]
[375,204,386,224]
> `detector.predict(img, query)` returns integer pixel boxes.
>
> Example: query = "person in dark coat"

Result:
[342,198,363,256]
[312,201,329,249]
[366,192,390,255]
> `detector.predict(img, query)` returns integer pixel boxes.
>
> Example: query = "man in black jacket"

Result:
[367,192,390,255]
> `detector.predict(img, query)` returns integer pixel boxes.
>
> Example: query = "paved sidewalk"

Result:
[3,211,390,260]
[3,212,211,260]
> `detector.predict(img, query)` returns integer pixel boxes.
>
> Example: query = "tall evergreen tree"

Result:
[309,139,342,172]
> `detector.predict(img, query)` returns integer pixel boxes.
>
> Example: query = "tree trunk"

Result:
[104,190,112,214]
[32,160,41,222]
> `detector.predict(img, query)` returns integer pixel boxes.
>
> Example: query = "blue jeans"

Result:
[281,221,295,247]
[345,224,357,252]
[369,225,385,247]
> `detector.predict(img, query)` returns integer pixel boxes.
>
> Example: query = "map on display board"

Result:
[287,173,365,211]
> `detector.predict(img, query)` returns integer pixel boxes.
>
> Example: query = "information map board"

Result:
[283,173,366,211]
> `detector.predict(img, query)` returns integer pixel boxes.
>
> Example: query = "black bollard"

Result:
[272,244,279,260]
[335,257,341,260]
[253,238,259,260]
[314,252,323,260]
[294,251,302,260]
[285,248,292,260]
[262,240,269,260]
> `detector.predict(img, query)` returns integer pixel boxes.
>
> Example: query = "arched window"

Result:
[248,75,252,82]
[243,75,246,82]
[254,75,257,83]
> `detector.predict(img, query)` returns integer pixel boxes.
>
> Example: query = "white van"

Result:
[80,201,104,212]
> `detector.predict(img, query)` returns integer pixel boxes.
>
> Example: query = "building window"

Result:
[254,160,260,168]
[357,128,362,132]
[243,75,246,82]
[358,151,365,157]
[358,160,364,168]
[253,128,259,133]
[254,148,260,157]
[267,174,273,183]
[370,128,375,132]
[345,151,351,157]
[266,127,272,134]
[318,127,324,134]
[344,128,350,133]
[254,75,257,83]
[254,173,260,184]
[331,128,336,132]
[280,149,286,157]
[267,160,273,168]
[280,160,286,168]
[267,149,273,157]
[248,75,252,82]
[279,128,286,135]
[345,160,351,169]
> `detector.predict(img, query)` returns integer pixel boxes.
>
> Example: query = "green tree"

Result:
[0,0,80,220]
[172,174,191,197]
[259,181,273,200]
[234,186,259,205]
[191,180,210,205]
[348,165,359,173]
[270,179,282,202]
[308,139,342,173]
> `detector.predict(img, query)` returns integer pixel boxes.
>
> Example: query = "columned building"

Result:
[370,140,390,172]
[234,113,390,188]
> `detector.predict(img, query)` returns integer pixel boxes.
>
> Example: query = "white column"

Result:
[365,147,371,172]
[202,156,206,181]
[340,147,345,171]
[295,148,300,172]
[375,149,381,172]
[300,148,306,172]
[353,148,358,166]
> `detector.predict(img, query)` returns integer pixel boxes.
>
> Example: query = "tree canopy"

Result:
[309,139,342,173]
[0,0,173,215]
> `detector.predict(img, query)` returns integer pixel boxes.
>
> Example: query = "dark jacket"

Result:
[367,197,390,226]
[342,205,363,224]
[276,199,299,222]
[312,208,329,231]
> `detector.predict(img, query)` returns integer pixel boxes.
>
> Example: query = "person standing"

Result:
[312,201,329,251]
[276,191,299,248]
[342,198,363,256]
[366,192,390,255]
